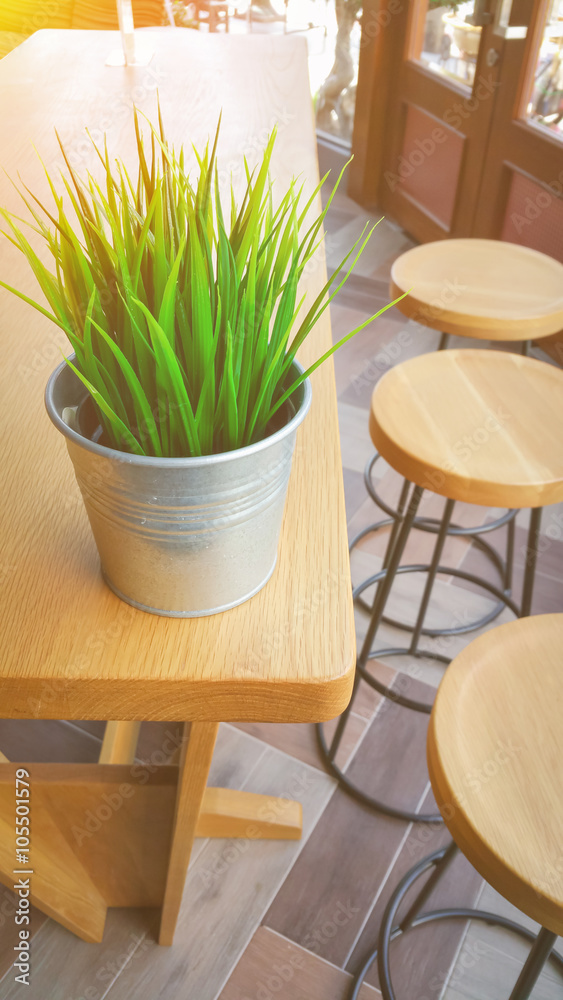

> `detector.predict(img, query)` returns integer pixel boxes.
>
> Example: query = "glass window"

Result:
[416,1,482,88]
[313,0,362,147]
[527,0,563,135]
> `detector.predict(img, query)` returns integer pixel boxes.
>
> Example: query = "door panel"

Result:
[501,169,563,257]
[352,0,563,259]
[376,1,503,242]
[473,0,563,262]
[397,103,465,227]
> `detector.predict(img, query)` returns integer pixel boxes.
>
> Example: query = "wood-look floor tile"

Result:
[66,721,106,740]
[232,713,368,773]
[323,205,361,236]
[457,523,563,615]
[65,722,186,763]
[230,721,325,770]
[335,321,441,410]
[0,907,156,999]
[135,722,185,763]
[330,306,406,403]
[338,402,375,475]
[329,273,400,318]
[352,547,498,661]
[219,926,381,1000]
[325,217,412,278]
[325,188,378,220]
[344,660,396,721]
[0,720,101,763]
[442,884,563,1000]
[368,243,415,283]
[263,673,436,966]
[343,468,368,523]
[348,788,483,998]
[347,487,480,577]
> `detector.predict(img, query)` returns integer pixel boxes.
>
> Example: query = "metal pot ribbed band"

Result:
[74,464,293,537]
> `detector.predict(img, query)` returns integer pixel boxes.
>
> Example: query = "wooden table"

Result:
[0,28,354,945]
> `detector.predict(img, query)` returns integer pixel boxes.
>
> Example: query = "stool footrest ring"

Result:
[315,721,443,824]
[349,847,563,1000]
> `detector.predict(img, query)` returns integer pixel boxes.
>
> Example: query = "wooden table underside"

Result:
[0,29,355,944]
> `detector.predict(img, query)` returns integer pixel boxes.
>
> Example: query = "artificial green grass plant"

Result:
[0,111,403,457]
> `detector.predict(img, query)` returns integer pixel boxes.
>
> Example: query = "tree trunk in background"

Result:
[316,0,361,136]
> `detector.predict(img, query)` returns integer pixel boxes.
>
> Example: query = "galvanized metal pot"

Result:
[45,357,312,617]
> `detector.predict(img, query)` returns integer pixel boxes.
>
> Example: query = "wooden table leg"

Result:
[159,721,219,945]
[0,725,303,946]
[99,721,141,765]
[159,721,303,945]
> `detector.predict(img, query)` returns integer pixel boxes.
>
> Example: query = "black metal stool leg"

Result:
[505,511,515,592]
[507,927,558,1000]
[408,498,455,655]
[438,332,450,350]
[521,507,542,617]
[355,494,461,713]
[368,477,412,615]
[353,452,518,636]
[317,484,447,823]
[347,849,563,1000]
[397,840,458,931]
[323,671,360,763]
[357,485,424,669]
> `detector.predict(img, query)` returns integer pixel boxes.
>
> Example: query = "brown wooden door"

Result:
[473,0,563,262]
[351,0,563,258]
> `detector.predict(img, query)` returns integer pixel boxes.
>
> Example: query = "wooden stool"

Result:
[319,349,563,823]
[352,240,563,630]
[390,238,563,349]
[349,614,563,1000]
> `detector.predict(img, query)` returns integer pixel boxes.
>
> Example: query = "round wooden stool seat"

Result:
[390,239,563,341]
[428,613,563,937]
[369,349,563,508]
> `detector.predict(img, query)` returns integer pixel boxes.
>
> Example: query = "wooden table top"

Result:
[0,29,355,723]
[390,238,563,341]
[369,349,563,508]
[428,614,563,936]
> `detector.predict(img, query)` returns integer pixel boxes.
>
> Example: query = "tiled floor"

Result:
[1,181,562,999]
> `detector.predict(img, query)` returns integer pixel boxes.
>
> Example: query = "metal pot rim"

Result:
[45,354,312,467]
